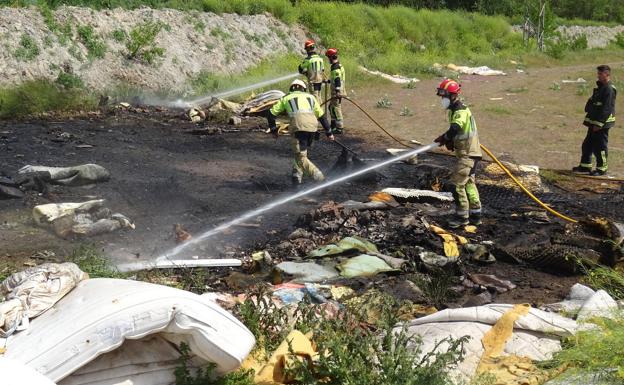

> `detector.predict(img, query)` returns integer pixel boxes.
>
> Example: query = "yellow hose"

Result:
[328,96,579,224]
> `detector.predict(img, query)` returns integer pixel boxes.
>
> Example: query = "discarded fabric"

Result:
[358,66,419,84]
[337,254,396,278]
[275,262,339,283]
[19,164,110,186]
[382,188,454,202]
[33,200,134,238]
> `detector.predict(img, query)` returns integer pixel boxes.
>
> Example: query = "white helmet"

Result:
[290,79,307,91]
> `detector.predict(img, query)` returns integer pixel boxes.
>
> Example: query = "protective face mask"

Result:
[440,97,451,109]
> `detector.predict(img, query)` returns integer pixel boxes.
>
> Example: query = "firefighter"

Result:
[572,65,617,176]
[434,79,483,228]
[267,79,334,185]
[326,47,346,134]
[298,39,325,100]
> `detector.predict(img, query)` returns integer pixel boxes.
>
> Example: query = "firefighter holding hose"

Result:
[298,39,325,100]
[326,47,346,134]
[267,79,334,185]
[434,79,483,228]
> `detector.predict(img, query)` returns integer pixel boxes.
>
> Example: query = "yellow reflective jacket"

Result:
[270,91,325,133]
[298,54,325,84]
[448,105,482,158]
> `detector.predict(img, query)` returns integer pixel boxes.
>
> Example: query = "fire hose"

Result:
[325,95,579,224]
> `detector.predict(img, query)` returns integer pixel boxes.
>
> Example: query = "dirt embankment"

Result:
[0,6,306,93]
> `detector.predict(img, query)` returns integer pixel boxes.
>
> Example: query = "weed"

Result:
[205,42,215,51]
[576,83,589,96]
[193,19,206,33]
[111,29,126,42]
[55,71,84,89]
[77,24,107,59]
[14,34,40,61]
[616,32,624,49]
[410,271,457,308]
[174,342,254,385]
[66,244,125,278]
[582,266,624,300]
[550,82,561,91]
[551,315,624,383]
[403,80,417,89]
[68,44,83,61]
[376,95,392,108]
[210,26,231,40]
[539,169,574,184]
[399,106,413,116]
[0,79,96,118]
[484,105,512,115]
[126,21,165,64]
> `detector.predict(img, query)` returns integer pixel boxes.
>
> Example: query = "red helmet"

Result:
[325,48,338,57]
[304,39,316,51]
[436,79,461,96]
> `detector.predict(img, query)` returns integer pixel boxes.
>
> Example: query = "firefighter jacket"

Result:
[584,80,616,129]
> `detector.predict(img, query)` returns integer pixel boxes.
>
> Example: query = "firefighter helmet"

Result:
[290,79,307,91]
[436,79,461,96]
[325,48,338,57]
[304,39,316,51]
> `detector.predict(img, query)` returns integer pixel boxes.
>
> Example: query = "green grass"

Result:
[126,21,165,64]
[65,244,125,278]
[583,266,624,300]
[0,79,97,118]
[76,24,107,59]
[14,33,40,61]
[551,315,624,383]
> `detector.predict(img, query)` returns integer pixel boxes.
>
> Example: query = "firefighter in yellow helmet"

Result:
[434,79,483,228]
[267,79,335,185]
[326,47,346,134]
[298,39,325,100]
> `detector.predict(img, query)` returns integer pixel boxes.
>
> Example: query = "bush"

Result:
[126,21,166,64]
[615,32,624,49]
[0,79,96,118]
[77,24,107,59]
[55,71,84,89]
[174,342,254,385]
[111,29,126,42]
[14,34,40,61]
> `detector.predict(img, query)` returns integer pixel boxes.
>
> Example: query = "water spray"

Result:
[164,142,438,258]
[170,72,300,109]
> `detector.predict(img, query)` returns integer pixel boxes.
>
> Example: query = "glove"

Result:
[434,134,446,147]
[270,126,279,139]
[445,141,455,151]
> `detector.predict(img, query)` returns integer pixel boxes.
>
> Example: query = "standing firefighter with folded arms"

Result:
[434,79,483,228]
[298,39,325,100]
[267,79,334,185]
[326,47,346,134]
[572,65,617,176]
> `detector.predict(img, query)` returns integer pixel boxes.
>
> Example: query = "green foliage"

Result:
[210,26,231,40]
[576,83,589,96]
[286,312,467,385]
[0,79,96,118]
[111,28,126,42]
[552,316,624,382]
[546,34,588,59]
[550,82,561,91]
[410,272,456,308]
[55,71,84,89]
[77,24,107,59]
[126,21,165,64]
[174,342,254,385]
[66,244,125,278]
[376,95,392,108]
[14,34,40,61]
[505,86,528,93]
[403,80,417,89]
[399,106,413,116]
[583,266,624,300]
[615,32,624,49]
[235,286,466,385]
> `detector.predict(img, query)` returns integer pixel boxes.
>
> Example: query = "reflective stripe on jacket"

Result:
[270,91,324,132]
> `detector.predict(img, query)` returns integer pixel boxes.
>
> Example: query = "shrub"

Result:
[126,21,165,64]
[77,24,107,59]
[111,29,126,42]
[14,34,40,61]
[615,32,624,49]
[55,71,84,89]
[174,342,254,385]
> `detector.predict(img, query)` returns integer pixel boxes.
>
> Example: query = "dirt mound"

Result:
[0,6,306,93]
[557,25,624,49]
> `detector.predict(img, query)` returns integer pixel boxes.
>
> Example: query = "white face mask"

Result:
[440,97,451,109]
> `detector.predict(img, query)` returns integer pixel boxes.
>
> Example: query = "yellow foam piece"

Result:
[244,330,318,384]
